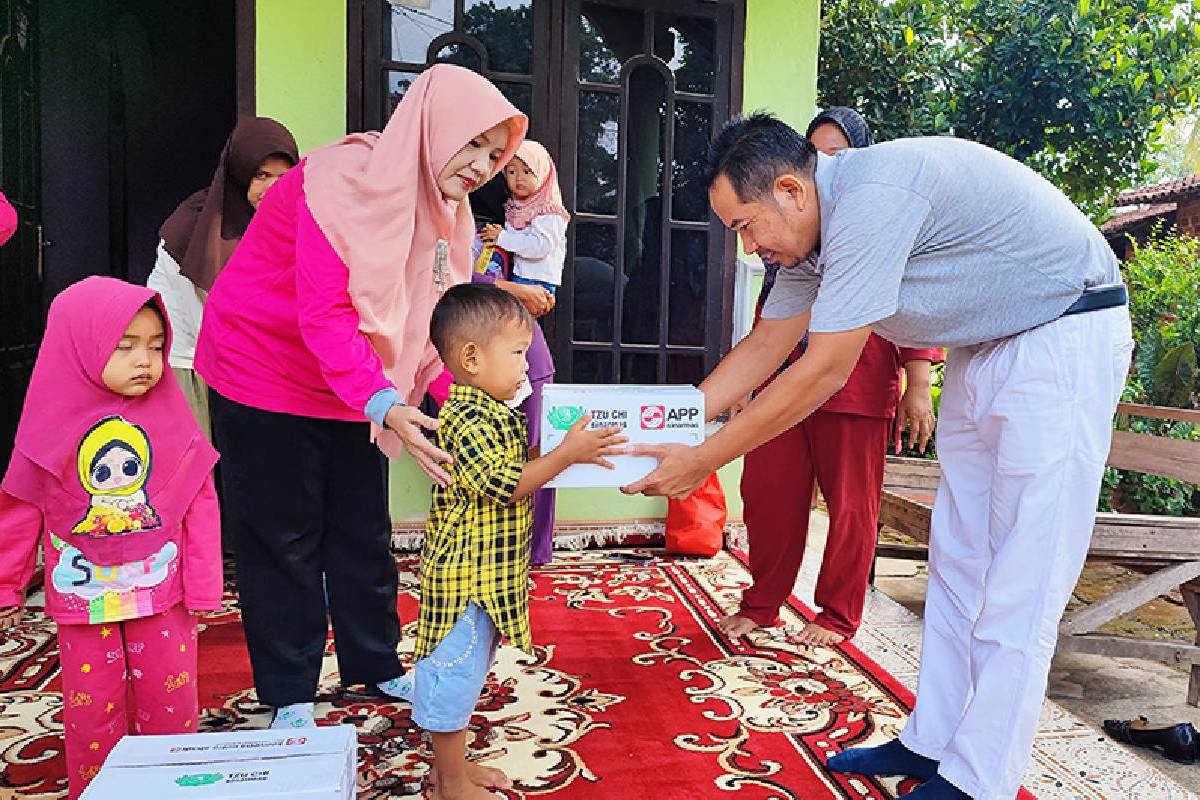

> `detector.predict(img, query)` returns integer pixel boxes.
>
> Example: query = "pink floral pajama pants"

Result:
[57,603,198,799]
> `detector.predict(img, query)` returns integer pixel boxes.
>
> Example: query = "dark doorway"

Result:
[0,0,42,469]
[39,1,238,299]
[0,2,240,467]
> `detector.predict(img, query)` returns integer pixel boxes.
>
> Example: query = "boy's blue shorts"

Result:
[413,602,499,733]
[511,274,558,295]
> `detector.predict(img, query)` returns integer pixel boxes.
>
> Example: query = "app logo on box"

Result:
[176,773,224,787]
[640,405,665,429]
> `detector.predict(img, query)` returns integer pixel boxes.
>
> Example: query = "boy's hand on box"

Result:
[0,606,23,630]
[560,414,627,469]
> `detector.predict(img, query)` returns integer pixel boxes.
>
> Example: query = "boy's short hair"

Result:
[430,283,532,362]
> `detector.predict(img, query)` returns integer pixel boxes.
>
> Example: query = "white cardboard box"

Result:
[81,725,357,800]
[541,384,705,488]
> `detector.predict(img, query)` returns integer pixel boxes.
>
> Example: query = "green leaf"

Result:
[1133,72,1147,92]
[904,26,915,46]
[1078,0,1090,15]
[1152,342,1197,408]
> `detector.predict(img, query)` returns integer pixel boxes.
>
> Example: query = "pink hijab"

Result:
[303,64,527,407]
[2,277,218,566]
[504,140,570,230]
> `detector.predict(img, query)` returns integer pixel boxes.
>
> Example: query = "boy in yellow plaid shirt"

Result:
[416,283,625,800]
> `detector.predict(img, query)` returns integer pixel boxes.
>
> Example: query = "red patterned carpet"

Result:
[1,549,1035,799]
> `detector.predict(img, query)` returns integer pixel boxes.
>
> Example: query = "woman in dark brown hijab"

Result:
[148,117,299,435]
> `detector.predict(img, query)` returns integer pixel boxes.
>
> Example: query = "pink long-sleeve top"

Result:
[195,164,390,421]
[0,191,18,246]
[0,476,224,625]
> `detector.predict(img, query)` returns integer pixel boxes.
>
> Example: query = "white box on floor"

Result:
[81,725,357,800]
[541,384,705,488]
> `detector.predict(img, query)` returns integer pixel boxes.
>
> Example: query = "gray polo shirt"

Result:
[761,137,1121,348]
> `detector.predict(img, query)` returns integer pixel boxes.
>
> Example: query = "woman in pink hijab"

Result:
[194,65,526,729]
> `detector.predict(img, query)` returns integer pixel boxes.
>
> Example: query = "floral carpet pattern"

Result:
[0,546,1192,798]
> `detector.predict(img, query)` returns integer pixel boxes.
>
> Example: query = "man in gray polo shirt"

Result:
[624,114,1133,800]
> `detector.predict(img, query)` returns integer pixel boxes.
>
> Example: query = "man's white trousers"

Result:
[900,306,1134,800]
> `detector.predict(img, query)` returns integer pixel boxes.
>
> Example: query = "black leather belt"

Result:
[1061,284,1128,317]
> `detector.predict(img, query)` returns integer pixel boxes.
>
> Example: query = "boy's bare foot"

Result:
[718,614,759,638]
[427,763,511,790]
[794,621,846,647]
[466,763,511,789]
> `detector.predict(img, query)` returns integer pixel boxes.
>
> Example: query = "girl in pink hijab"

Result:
[481,139,570,295]
[194,64,526,731]
[0,276,222,799]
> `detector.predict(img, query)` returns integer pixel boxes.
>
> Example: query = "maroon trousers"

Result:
[738,410,889,638]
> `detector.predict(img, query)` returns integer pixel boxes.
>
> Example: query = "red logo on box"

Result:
[640,405,665,429]
[285,737,307,746]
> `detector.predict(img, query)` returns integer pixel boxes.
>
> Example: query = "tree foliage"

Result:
[1098,228,1200,515]
[818,0,1200,214]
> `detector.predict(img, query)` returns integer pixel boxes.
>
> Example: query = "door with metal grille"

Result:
[0,0,42,468]
[352,0,739,385]
[557,0,736,385]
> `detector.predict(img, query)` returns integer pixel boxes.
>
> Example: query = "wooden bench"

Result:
[875,402,1200,705]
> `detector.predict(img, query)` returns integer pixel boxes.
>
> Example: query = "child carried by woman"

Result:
[480,140,569,295]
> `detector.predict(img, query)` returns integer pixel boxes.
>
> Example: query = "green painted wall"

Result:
[743,0,821,130]
[254,0,818,524]
[256,0,347,154]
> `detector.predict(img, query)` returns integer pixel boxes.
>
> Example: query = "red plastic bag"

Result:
[665,473,727,557]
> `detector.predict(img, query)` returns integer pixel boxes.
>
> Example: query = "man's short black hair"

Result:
[702,112,817,202]
[430,282,532,361]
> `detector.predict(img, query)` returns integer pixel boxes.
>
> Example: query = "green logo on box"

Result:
[176,773,224,787]
[547,405,585,431]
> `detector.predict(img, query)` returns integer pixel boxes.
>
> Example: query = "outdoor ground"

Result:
[860,514,1200,791]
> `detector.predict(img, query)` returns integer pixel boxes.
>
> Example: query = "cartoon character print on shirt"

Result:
[71,416,163,537]
[49,533,179,622]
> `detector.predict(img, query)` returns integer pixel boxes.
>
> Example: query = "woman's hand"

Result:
[895,382,936,453]
[497,279,555,318]
[384,404,454,487]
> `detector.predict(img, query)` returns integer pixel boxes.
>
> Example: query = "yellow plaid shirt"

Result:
[415,384,534,659]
